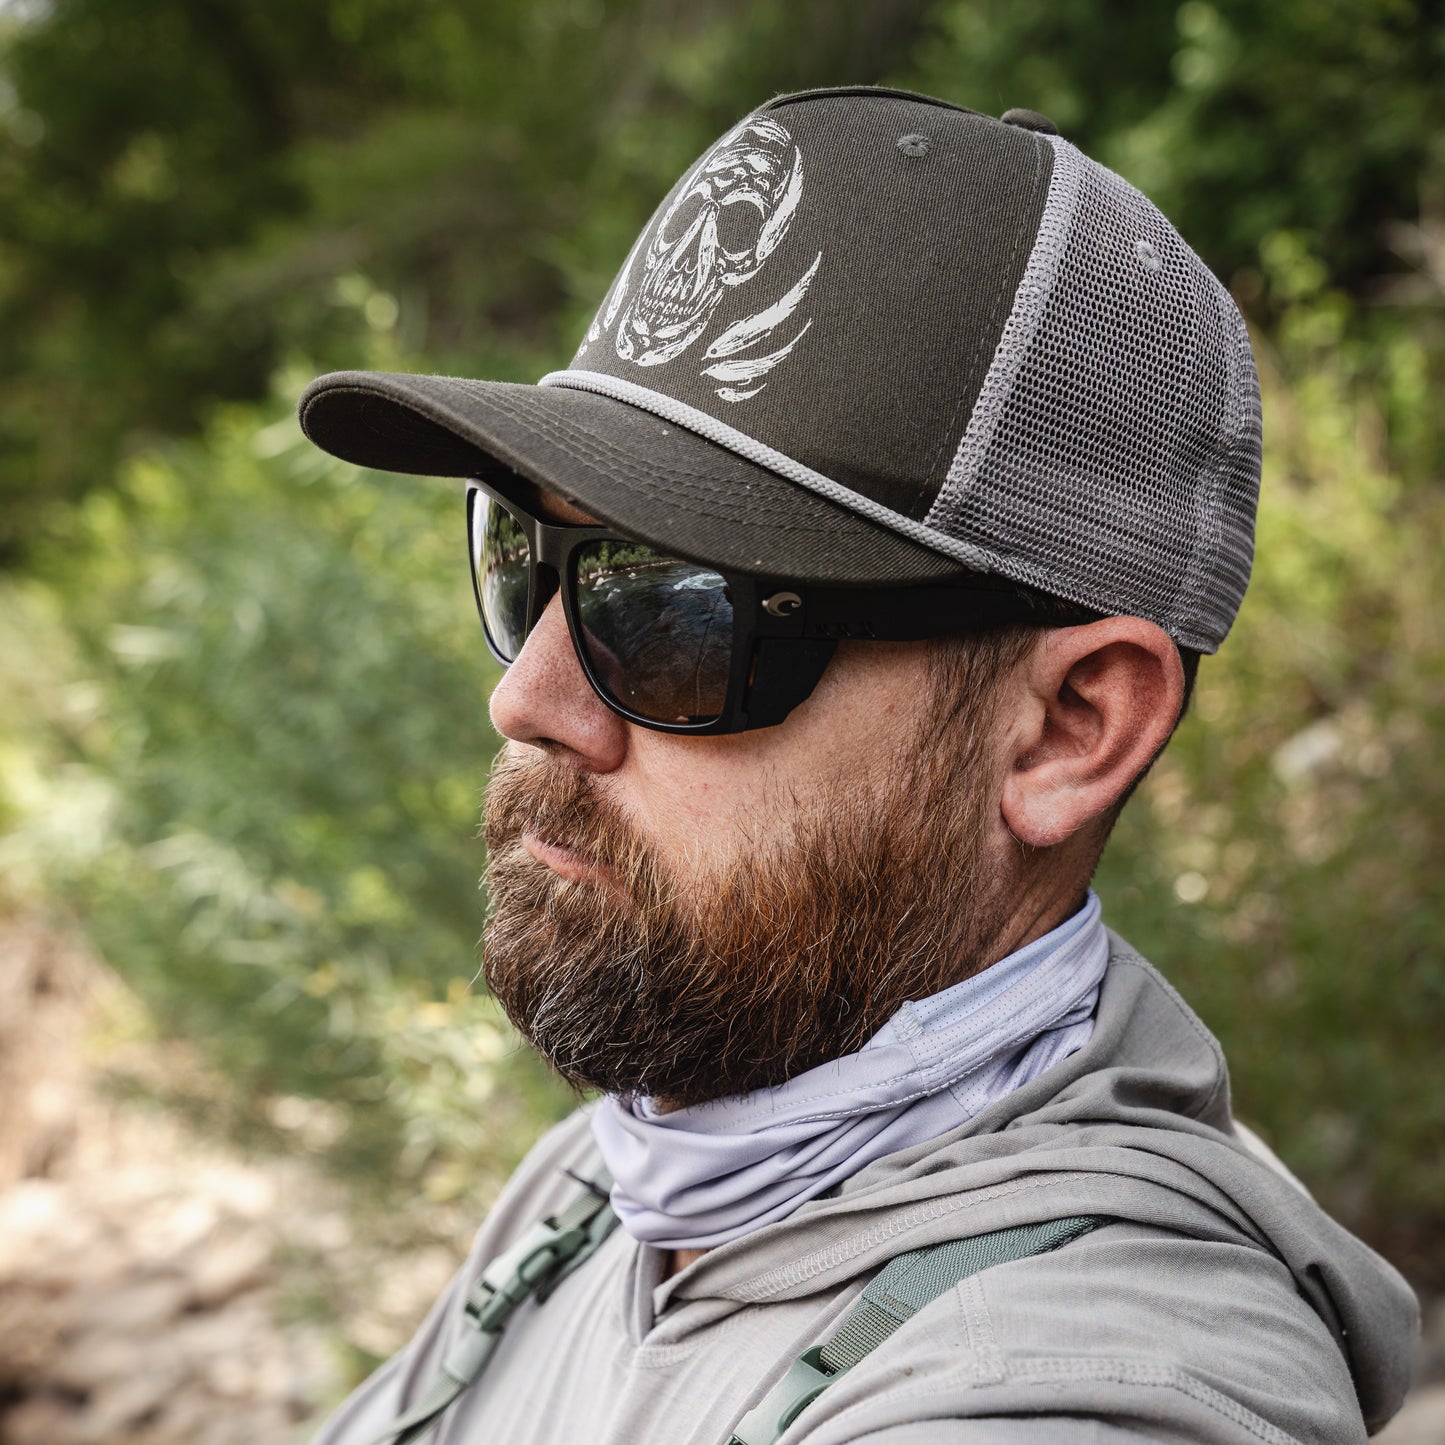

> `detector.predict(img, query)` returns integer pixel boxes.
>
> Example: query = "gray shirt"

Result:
[312,937,1418,1443]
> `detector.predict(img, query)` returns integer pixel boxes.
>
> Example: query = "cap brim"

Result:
[298,371,973,586]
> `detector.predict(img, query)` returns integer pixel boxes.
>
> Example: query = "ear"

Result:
[1000,618,1184,849]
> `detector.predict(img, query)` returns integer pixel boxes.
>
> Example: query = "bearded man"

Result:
[297,89,1416,1444]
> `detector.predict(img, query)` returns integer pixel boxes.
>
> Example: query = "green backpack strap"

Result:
[726,1214,1104,1445]
[367,1168,618,1445]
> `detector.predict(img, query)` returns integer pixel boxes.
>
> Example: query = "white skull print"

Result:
[582,116,822,401]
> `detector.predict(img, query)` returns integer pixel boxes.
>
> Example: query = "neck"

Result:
[988,882,1091,970]
[664,1245,708,1279]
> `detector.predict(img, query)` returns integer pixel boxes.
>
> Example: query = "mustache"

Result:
[484,751,645,882]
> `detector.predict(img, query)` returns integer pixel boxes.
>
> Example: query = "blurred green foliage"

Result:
[1,333,574,1199]
[1096,308,1444,1282]
[0,0,1441,1280]
[0,0,938,558]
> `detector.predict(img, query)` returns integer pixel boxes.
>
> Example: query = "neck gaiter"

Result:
[590,891,1109,1249]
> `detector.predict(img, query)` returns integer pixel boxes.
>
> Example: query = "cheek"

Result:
[611,738,779,867]
[610,644,936,859]
[784,640,932,781]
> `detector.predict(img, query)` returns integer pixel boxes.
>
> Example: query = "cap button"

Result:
[1000,108,1060,136]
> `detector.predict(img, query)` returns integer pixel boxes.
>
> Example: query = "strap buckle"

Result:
[465,1219,587,1333]
[726,1347,838,1445]
[366,1167,617,1445]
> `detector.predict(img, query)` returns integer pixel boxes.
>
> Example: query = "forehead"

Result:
[506,476,599,526]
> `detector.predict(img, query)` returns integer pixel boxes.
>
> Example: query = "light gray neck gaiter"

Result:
[590,892,1110,1249]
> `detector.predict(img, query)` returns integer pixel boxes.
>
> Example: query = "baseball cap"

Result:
[298,86,1262,653]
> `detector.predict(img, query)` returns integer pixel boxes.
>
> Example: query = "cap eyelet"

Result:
[897,134,931,158]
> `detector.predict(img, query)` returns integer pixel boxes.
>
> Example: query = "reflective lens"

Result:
[473,494,531,661]
[573,541,732,724]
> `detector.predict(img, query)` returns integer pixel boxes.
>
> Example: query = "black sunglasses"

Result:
[466,478,1096,735]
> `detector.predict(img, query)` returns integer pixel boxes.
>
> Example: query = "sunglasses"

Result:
[466,478,1095,735]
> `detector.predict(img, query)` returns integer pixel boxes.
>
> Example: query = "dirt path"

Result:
[0,917,460,1444]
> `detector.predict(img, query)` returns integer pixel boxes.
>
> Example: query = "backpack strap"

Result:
[726,1214,1104,1445]
[368,1168,618,1445]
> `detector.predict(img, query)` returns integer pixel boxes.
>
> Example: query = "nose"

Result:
[488,593,628,772]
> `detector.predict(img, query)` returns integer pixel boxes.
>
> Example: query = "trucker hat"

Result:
[298,86,1262,653]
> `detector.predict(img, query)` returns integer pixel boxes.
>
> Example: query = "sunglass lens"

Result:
[573,541,732,725]
[472,494,530,662]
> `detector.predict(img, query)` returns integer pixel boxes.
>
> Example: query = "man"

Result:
[298,89,1416,1443]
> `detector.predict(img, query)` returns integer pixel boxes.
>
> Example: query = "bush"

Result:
[7,354,572,1200]
[1097,312,1444,1283]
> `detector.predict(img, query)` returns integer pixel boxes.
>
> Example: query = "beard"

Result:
[481,686,1015,1107]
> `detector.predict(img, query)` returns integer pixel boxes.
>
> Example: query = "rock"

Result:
[2,1393,82,1445]
[0,922,473,1440]
[185,1231,272,1308]
[92,1275,192,1334]
[73,1368,181,1444]
[50,1328,181,1395]
[0,916,96,1192]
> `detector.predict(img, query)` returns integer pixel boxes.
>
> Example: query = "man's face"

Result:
[480,492,1029,1105]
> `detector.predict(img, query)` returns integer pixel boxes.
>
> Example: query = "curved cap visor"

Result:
[297,370,974,586]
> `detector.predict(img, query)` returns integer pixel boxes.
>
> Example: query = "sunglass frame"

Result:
[464,477,1100,736]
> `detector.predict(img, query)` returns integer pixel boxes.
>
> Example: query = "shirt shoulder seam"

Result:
[857,1354,1306,1444]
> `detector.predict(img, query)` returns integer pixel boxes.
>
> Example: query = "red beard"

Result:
[481,697,1011,1107]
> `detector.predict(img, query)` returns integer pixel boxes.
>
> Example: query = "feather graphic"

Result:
[703,252,822,360]
[601,228,646,333]
[755,148,803,265]
[701,319,812,384]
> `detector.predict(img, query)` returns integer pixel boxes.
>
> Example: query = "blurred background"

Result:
[0,0,1440,1440]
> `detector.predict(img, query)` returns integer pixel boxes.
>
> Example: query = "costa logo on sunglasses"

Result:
[579,117,824,405]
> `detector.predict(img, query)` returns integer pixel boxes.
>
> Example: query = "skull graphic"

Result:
[614,118,804,367]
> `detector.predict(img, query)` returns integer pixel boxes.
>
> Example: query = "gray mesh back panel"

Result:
[927,138,1262,653]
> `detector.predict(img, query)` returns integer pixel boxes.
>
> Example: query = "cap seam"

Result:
[539,369,1001,575]
[764,86,983,119]
[474,387,941,536]
[925,134,1084,530]
[914,128,1053,520]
